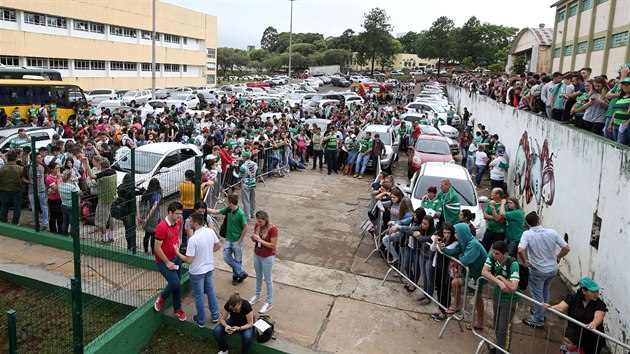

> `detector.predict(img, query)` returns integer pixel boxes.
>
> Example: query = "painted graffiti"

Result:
[513,131,557,213]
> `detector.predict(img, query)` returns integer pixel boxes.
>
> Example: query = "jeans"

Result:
[156,257,183,311]
[382,232,402,260]
[347,151,358,165]
[461,147,469,167]
[420,253,435,297]
[253,255,275,304]
[122,215,136,250]
[507,240,519,259]
[355,154,370,175]
[493,296,518,351]
[61,204,72,236]
[474,164,487,187]
[613,124,630,145]
[181,209,193,247]
[48,198,63,234]
[481,230,506,252]
[0,191,23,225]
[528,268,556,325]
[190,270,220,324]
[224,240,246,278]
[604,116,615,140]
[325,149,337,173]
[402,247,421,284]
[312,150,323,169]
[213,317,254,354]
[29,191,49,227]
[466,156,474,174]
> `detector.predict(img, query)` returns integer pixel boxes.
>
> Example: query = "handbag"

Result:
[219,210,229,238]
[110,196,126,219]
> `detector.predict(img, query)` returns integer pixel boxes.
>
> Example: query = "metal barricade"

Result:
[470,275,630,354]
[363,206,384,263]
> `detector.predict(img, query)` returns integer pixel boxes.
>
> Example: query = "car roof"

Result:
[418,134,448,142]
[421,162,470,180]
[135,142,200,155]
[363,124,391,133]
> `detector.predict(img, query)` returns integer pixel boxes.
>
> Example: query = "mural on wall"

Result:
[513,131,557,213]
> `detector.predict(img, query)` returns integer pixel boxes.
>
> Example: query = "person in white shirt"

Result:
[489,148,509,191]
[175,211,222,327]
[474,144,489,187]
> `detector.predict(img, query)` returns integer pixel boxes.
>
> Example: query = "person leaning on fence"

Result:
[481,240,521,353]
[381,196,414,265]
[441,223,488,330]
[175,211,222,328]
[82,156,117,243]
[401,214,432,295]
[543,277,607,354]
[239,152,259,220]
[430,222,457,321]
[153,202,187,322]
[0,152,24,225]
[179,170,197,249]
[138,178,162,255]
[214,293,255,354]
[519,211,570,329]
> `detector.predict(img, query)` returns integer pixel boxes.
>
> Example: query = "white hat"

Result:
[350,134,356,138]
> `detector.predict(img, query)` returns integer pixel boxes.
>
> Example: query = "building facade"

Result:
[351,53,436,72]
[507,25,554,74]
[550,0,629,77]
[0,0,217,90]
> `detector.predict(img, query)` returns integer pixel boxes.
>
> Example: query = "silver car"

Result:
[357,124,399,173]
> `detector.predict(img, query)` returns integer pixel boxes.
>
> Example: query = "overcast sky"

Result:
[163,0,556,49]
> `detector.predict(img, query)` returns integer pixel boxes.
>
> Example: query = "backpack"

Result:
[255,314,275,343]
[491,256,529,291]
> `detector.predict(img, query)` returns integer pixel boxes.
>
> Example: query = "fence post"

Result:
[7,309,17,354]
[70,191,83,353]
[31,139,40,232]
[130,149,137,253]
[194,155,202,202]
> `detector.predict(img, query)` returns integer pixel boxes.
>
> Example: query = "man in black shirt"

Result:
[213,293,255,354]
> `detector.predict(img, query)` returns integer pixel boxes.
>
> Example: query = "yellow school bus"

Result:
[0,79,87,124]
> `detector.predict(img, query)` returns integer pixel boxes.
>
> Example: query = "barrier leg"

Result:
[380,267,395,285]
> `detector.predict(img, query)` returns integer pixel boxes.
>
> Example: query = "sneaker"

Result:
[154,296,164,312]
[175,308,187,321]
[522,317,544,329]
[249,295,261,305]
[358,175,363,179]
[259,302,273,314]
[192,314,204,328]
[237,273,248,283]
[232,276,238,286]
[353,173,359,178]
[433,313,446,322]
[211,317,220,323]
[218,350,229,354]
[419,298,431,305]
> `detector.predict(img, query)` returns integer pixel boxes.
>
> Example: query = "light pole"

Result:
[151,0,156,99]
[287,0,294,82]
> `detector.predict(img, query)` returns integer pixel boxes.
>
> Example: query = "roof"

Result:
[136,142,200,155]
[421,162,469,180]
[510,27,554,54]
[550,0,569,8]
[363,124,392,133]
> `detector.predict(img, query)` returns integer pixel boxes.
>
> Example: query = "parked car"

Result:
[330,76,351,87]
[345,95,364,107]
[403,105,460,138]
[303,99,340,115]
[164,94,201,110]
[121,89,151,106]
[356,124,399,173]
[408,135,454,178]
[88,89,118,104]
[0,127,63,153]
[113,143,202,197]
[155,88,174,99]
[404,162,488,237]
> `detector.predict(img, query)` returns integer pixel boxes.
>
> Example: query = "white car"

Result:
[304,78,321,89]
[349,75,371,83]
[345,95,365,107]
[113,143,202,197]
[88,89,118,104]
[403,162,488,238]
[121,89,152,106]
[244,87,268,98]
[357,124,400,173]
[164,93,201,110]
[285,92,306,107]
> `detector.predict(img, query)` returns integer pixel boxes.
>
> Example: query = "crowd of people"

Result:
[454,64,630,146]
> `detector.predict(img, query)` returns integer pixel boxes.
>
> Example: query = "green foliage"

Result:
[398,31,419,53]
[356,8,398,74]
[322,49,352,66]
[511,55,528,75]
[249,48,269,62]
[326,29,357,51]
[218,47,249,74]
[290,42,317,56]
[416,16,456,73]
[260,26,278,51]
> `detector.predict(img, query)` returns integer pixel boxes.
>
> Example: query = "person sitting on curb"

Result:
[214,293,255,354]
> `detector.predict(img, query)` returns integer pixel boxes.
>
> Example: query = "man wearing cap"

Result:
[489,148,509,192]
[519,211,571,329]
[239,152,259,220]
[322,126,339,175]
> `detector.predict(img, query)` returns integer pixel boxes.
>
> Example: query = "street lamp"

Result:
[288,0,295,82]
[151,0,156,99]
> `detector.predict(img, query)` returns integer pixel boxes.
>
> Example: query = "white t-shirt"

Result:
[474,151,488,166]
[518,225,567,273]
[186,227,220,275]
[489,155,508,180]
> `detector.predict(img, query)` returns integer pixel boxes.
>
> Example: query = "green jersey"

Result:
[359,138,373,153]
[612,97,630,126]
[485,203,506,233]
[421,197,442,215]
[485,253,521,302]
[504,208,524,242]
[437,187,460,225]
[325,134,337,150]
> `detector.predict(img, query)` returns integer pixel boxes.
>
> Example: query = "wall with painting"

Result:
[449,85,630,343]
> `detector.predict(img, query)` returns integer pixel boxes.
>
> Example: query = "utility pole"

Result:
[151,0,156,99]
[288,0,295,82]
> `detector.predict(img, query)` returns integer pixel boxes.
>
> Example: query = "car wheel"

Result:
[130,100,136,106]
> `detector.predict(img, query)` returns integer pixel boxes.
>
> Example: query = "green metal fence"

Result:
[1,145,205,353]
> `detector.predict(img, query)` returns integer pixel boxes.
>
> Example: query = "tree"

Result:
[218,47,236,75]
[262,53,283,72]
[249,48,270,62]
[455,17,481,62]
[290,43,317,57]
[398,31,418,54]
[356,8,394,75]
[232,49,249,72]
[377,38,403,70]
[416,16,456,76]
[260,26,278,51]
[322,48,352,67]
[511,55,527,75]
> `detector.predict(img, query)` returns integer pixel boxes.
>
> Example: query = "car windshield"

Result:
[420,126,441,135]
[288,93,304,99]
[428,104,446,113]
[413,176,476,207]
[114,151,162,174]
[90,90,112,95]
[171,94,188,100]
[123,90,138,97]
[415,139,451,155]
[358,131,391,145]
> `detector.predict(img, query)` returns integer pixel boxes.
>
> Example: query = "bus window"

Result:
[67,86,84,104]
[52,87,69,108]
[0,86,9,105]
[31,86,52,104]
[8,86,32,105]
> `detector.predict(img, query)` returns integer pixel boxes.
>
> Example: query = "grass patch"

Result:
[142,324,236,353]
[0,279,127,353]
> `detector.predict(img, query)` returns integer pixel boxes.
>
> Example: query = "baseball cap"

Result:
[242,152,251,158]
[616,63,630,73]
[497,148,505,155]
[621,77,630,84]
[579,277,601,291]
[350,134,356,138]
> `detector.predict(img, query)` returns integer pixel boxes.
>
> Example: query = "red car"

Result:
[408,135,454,178]
[246,82,270,88]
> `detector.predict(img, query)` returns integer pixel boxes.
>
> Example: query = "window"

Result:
[183,65,187,72]
[163,64,180,72]
[25,12,45,26]
[569,5,578,16]
[46,16,67,28]
[141,63,160,71]
[206,62,216,70]
[565,45,573,56]
[183,37,187,45]
[206,75,215,85]
[207,48,216,58]
[90,61,105,70]
[592,37,605,51]
[27,57,47,68]
[558,11,566,21]
[611,32,628,48]
[124,62,137,71]
[123,27,137,38]
[583,0,593,10]
[89,22,104,34]
[74,20,88,31]
[142,31,157,40]
[74,60,90,70]
[553,48,561,58]
[110,26,122,36]
[1,8,16,22]
[577,41,588,53]
[0,56,19,66]
[49,59,68,70]
[110,61,124,71]
[163,34,180,44]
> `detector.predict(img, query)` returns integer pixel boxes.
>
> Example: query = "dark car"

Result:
[331,77,351,87]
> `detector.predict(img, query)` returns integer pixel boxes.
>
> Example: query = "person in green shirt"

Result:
[436,179,460,226]
[481,188,507,252]
[353,132,373,178]
[609,76,630,145]
[343,134,359,175]
[420,186,442,226]
[322,126,339,175]
[311,127,324,170]
[481,240,521,353]
[49,101,58,121]
[499,197,524,258]
[27,104,37,124]
[398,122,408,153]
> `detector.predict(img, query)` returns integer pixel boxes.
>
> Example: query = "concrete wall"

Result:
[449,85,630,344]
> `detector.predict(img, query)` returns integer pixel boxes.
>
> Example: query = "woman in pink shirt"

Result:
[45,162,63,234]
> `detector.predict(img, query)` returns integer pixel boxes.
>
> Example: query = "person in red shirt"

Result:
[153,202,187,321]
[247,210,278,315]
[411,121,422,145]
[219,143,234,174]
